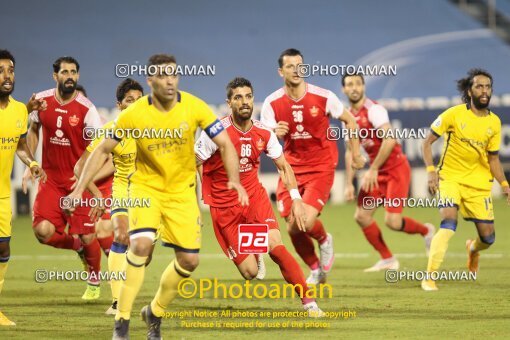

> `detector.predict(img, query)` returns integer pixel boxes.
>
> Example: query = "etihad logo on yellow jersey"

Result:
[147,138,187,151]
[118,152,136,160]
[0,136,20,144]
[460,138,488,149]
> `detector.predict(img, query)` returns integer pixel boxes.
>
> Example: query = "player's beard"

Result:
[236,106,252,121]
[471,94,491,110]
[0,81,14,98]
[59,79,77,95]
[349,95,363,105]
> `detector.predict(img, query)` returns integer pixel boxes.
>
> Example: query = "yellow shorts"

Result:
[128,185,201,252]
[438,180,494,223]
[111,176,129,218]
[0,197,12,240]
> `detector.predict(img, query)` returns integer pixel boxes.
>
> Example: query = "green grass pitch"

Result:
[1,200,509,339]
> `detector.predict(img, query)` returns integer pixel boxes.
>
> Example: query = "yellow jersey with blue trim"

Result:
[431,104,501,190]
[112,92,223,194]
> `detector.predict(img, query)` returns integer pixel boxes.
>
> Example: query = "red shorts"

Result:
[357,160,411,213]
[276,171,335,218]
[100,185,112,220]
[32,180,96,235]
[210,186,278,265]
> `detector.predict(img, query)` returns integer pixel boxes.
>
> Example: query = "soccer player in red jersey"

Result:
[196,77,324,316]
[22,56,104,299]
[342,74,435,272]
[260,49,365,284]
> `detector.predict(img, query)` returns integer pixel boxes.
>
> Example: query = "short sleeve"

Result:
[195,130,219,162]
[84,105,102,129]
[430,108,454,137]
[326,91,344,119]
[112,110,130,141]
[260,98,277,129]
[20,104,28,138]
[265,130,283,159]
[487,119,501,154]
[367,104,390,128]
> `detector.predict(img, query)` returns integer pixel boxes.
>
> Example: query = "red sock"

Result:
[270,245,314,304]
[362,222,393,259]
[307,219,327,245]
[97,234,114,257]
[401,217,428,236]
[83,238,101,285]
[44,231,81,250]
[289,231,319,270]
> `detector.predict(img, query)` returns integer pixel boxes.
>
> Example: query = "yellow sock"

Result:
[150,260,191,317]
[427,229,455,272]
[108,249,126,302]
[115,251,147,320]
[0,262,8,295]
[472,238,491,252]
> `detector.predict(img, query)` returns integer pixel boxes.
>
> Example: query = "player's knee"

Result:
[114,232,129,245]
[0,241,10,258]
[79,233,95,245]
[33,223,54,242]
[354,210,371,226]
[241,268,258,280]
[268,230,283,250]
[177,254,199,272]
[96,221,113,238]
[384,214,402,230]
[129,237,154,256]
[480,232,495,246]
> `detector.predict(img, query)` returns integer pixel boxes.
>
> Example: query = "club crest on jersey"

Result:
[69,114,80,127]
[310,105,319,117]
[256,138,265,150]
[16,119,22,129]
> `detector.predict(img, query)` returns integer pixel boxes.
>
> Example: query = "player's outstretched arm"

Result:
[361,122,396,193]
[422,131,440,195]
[273,155,306,231]
[211,130,249,206]
[488,153,510,205]
[344,143,356,201]
[340,109,365,169]
[64,138,119,214]
[16,136,47,185]
[22,120,42,193]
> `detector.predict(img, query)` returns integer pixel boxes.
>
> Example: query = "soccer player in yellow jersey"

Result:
[0,49,46,326]
[73,78,144,313]
[422,69,510,291]
[65,54,248,339]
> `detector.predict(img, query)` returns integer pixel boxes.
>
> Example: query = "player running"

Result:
[196,77,324,316]
[22,56,104,300]
[0,49,46,326]
[73,78,145,315]
[422,68,510,291]
[342,74,435,272]
[260,48,365,284]
[64,54,248,340]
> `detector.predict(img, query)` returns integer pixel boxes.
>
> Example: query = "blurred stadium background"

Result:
[3,0,510,213]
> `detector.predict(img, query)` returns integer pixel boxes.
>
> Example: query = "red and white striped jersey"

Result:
[30,89,102,189]
[195,115,282,207]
